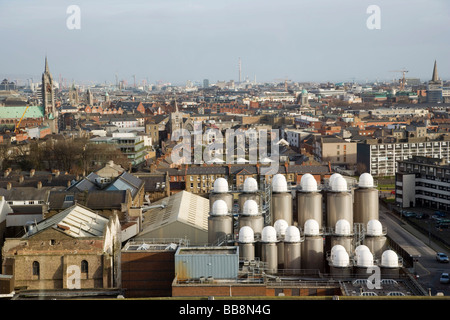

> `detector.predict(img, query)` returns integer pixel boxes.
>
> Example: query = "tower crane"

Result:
[14,105,30,133]
[389,69,409,91]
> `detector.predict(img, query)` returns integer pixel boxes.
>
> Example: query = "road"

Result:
[379,204,450,296]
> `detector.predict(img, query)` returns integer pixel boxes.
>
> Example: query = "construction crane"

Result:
[389,69,409,91]
[274,77,291,92]
[14,105,30,133]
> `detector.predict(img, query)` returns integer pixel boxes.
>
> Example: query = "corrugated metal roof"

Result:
[0,105,45,119]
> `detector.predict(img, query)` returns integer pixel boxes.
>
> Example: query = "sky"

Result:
[0,0,449,86]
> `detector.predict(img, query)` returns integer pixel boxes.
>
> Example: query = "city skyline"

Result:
[0,0,449,85]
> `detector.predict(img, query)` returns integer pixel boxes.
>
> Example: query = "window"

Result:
[32,261,40,276]
[81,260,88,274]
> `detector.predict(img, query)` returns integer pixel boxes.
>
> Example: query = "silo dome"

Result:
[331,245,347,260]
[381,250,399,268]
[335,219,351,236]
[300,174,318,192]
[262,226,278,243]
[333,249,350,267]
[239,226,254,243]
[367,219,383,236]
[329,173,342,186]
[304,219,320,236]
[274,219,289,237]
[213,178,229,193]
[357,249,374,267]
[272,174,288,192]
[243,177,258,192]
[358,172,374,188]
[354,244,370,256]
[242,199,259,216]
[284,226,301,242]
[211,199,228,216]
[331,176,347,192]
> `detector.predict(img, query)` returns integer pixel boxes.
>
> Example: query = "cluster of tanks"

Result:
[208,173,402,278]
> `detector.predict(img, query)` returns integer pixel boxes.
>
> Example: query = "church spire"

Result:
[432,60,439,82]
[44,56,50,74]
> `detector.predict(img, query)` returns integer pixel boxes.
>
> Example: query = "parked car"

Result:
[440,273,449,284]
[435,211,446,217]
[401,211,416,217]
[416,213,429,219]
[436,252,449,263]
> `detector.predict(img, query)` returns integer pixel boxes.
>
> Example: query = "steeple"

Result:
[431,60,439,82]
[44,56,50,74]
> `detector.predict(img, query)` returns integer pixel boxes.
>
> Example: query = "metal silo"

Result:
[353,173,379,225]
[261,226,278,274]
[301,219,324,272]
[238,226,255,262]
[271,174,293,225]
[238,199,264,238]
[354,245,375,276]
[283,226,302,274]
[274,219,288,269]
[208,199,233,245]
[330,219,354,256]
[297,174,323,231]
[326,176,353,229]
[329,245,352,278]
[363,219,387,260]
[380,249,401,278]
[238,177,262,212]
[209,178,233,214]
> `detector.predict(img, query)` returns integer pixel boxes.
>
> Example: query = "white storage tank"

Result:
[297,174,323,231]
[363,219,387,259]
[209,178,233,214]
[238,226,255,261]
[353,173,379,225]
[261,226,278,274]
[326,176,353,229]
[238,199,264,238]
[330,219,354,256]
[301,219,324,272]
[274,219,288,269]
[238,177,262,213]
[354,245,375,276]
[329,245,352,278]
[208,199,234,245]
[271,174,293,225]
[283,226,302,274]
[380,249,401,278]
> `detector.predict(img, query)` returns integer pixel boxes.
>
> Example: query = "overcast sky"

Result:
[0,0,449,86]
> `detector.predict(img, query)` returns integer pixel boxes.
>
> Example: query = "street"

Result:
[379,204,450,296]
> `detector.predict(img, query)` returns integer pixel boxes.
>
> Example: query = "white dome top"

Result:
[332,248,350,267]
[213,178,229,193]
[366,219,383,236]
[273,219,289,237]
[358,172,374,188]
[272,174,288,192]
[354,245,370,256]
[356,249,374,267]
[329,173,342,186]
[381,250,399,268]
[261,226,278,242]
[331,176,348,192]
[242,199,259,216]
[238,226,254,243]
[300,174,318,192]
[304,219,320,236]
[335,219,351,236]
[243,177,258,192]
[211,199,228,216]
[284,226,301,242]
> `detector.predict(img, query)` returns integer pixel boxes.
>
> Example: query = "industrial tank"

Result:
[297,174,323,230]
[329,245,352,278]
[301,219,324,272]
[326,176,353,229]
[330,219,354,256]
[271,174,293,225]
[274,219,288,269]
[353,173,379,225]
[283,226,302,274]
[380,249,401,278]
[354,245,374,276]
[209,178,233,214]
[238,177,262,212]
[261,226,278,274]
[238,199,264,238]
[363,219,387,259]
[208,199,233,245]
[238,226,255,262]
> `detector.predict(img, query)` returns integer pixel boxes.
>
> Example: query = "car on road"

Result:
[436,252,449,263]
[401,211,416,217]
[440,273,450,284]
